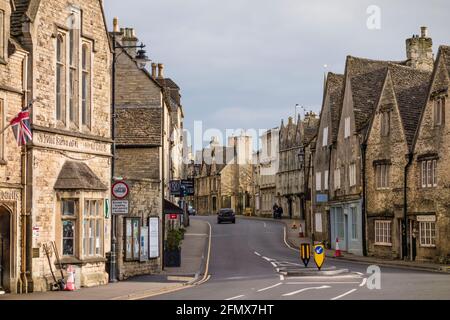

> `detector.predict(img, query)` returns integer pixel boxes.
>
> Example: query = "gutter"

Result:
[361,141,368,257]
[403,152,413,260]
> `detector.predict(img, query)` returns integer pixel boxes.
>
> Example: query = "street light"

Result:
[109,20,151,283]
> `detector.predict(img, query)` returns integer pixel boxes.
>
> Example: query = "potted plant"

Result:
[164,229,183,267]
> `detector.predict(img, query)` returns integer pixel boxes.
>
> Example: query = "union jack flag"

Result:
[10,108,32,146]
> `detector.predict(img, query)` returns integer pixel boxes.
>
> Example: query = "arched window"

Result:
[82,43,91,128]
[56,35,66,123]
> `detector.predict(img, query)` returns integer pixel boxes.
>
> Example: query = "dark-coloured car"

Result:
[217,208,236,224]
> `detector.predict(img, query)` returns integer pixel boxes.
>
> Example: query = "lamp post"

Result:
[109,20,150,283]
[298,146,313,242]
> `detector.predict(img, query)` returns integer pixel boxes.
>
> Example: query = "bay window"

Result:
[61,199,77,256]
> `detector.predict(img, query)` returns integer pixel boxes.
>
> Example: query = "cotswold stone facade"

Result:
[409,46,450,264]
[0,0,28,293]
[12,0,112,292]
[113,27,165,279]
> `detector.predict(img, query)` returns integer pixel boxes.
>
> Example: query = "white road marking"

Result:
[280,275,285,281]
[264,222,267,228]
[359,278,367,287]
[254,251,261,256]
[286,282,360,285]
[271,262,277,267]
[284,227,299,251]
[225,295,245,300]
[262,256,272,262]
[282,285,331,297]
[257,282,283,292]
[331,289,357,300]
[356,272,363,276]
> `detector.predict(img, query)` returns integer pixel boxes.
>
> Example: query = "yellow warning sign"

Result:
[300,243,311,267]
[313,244,325,270]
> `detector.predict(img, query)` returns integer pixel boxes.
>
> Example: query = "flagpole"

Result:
[0,123,11,135]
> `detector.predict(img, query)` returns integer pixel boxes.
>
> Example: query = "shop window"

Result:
[419,221,436,247]
[62,199,77,256]
[375,220,391,246]
[83,200,103,257]
[125,218,141,261]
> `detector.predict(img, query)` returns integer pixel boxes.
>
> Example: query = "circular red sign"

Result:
[112,181,129,199]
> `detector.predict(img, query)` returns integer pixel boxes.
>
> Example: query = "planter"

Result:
[164,248,181,267]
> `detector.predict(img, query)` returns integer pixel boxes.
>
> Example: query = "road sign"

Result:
[300,243,311,267]
[169,180,181,196]
[314,244,325,270]
[181,179,195,196]
[112,200,129,215]
[112,181,129,199]
[168,214,178,220]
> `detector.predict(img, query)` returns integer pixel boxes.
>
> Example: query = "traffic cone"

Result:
[334,237,342,257]
[65,265,76,291]
[298,224,304,238]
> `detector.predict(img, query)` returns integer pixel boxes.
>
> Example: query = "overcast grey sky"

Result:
[105,0,449,150]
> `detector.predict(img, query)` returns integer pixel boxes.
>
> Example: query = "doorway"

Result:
[0,206,11,292]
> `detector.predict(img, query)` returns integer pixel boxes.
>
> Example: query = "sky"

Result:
[104,0,449,151]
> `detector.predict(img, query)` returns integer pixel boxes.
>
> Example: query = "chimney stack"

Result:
[158,63,164,79]
[151,63,157,78]
[406,26,434,72]
[122,27,138,56]
[113,17,119,33]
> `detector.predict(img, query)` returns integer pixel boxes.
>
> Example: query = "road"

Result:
[147,216,450,300]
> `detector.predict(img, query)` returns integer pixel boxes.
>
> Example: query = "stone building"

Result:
[408,45,450,263]
[254,128,279,217]
[113,25,166,279]
[365,64,431,260]
[312,73,344,245]
[0,0,28,294]
[193,134,253,215]
[12,0,113,291]
[277,113,318,231]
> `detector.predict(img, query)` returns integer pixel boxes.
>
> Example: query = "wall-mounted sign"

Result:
[112,181,129,199]
[168,214,178,220]
[417,215,436,222]
[316,194,328,203]
[169,180,181,196]
[181,179,195,196]
[149,217,160,258]
[112,200,129,215]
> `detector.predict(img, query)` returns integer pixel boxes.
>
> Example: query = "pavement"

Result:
[146,215,450,300]
[247,216,450,274]
[0,218,210,300]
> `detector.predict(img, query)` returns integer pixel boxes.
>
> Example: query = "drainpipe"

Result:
[361,142,368,257]
[403,153,413,260]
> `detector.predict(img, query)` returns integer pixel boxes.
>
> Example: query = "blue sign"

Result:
[315,246,324,254]
[316,194,328,203]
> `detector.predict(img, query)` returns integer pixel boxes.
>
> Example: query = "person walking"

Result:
[272,204,279,219]
[277,206,283,219]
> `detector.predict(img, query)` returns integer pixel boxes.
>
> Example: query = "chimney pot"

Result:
[113,17,119,33]
[158,63,164,79]
[151,63,157,78]
[421,26,428,38]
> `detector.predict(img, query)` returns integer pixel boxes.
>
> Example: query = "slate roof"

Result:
[11,0,33,37]
[155,78,180,90]
[326,73,345,142]
[302,116,320,145]
[345,56,406,132]
[388,64,432,150]
[440,46,450,77]
[54,161,107,191]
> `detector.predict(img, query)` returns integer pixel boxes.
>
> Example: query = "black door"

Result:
[0,207,11,292]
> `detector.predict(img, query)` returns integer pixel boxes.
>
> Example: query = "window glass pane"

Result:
[427,161,432,187]
[63,200,75,216]
[89,220,95,255]
[96,219,101,255]
[83,219,88,256]
[62,220,74,255]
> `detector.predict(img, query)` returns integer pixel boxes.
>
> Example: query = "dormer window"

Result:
[434,96,445,126]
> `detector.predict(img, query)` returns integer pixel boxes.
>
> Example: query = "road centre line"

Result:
[331,289,357,300]
[225,295,245,300]
[257,283,283,292]
[282,285,331,297]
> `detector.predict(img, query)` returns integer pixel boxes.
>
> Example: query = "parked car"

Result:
[188,206,196,216]
[217,208,236,224]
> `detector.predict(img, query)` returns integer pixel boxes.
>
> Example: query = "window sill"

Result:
[59,256,107,265]
[419,245,436,249]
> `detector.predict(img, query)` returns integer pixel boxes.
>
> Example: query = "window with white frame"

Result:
[324,170,329,190]
[419,221,436,247]
[344,117,351,138]
[315,171,322,191]
[349,163,356,187]
[421,159,437,188]
[434,96,445,126]
[375,220,391,245]
[375,164,390,189]
[381,111,390,137]
[322,126,328,147]
[334,168,341,189]
[83,200,103,257]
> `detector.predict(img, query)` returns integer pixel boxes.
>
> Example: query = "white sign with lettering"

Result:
[417,215,436,222]
[149,217,160,258]
[112,200,129,215]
